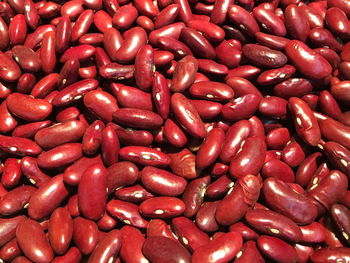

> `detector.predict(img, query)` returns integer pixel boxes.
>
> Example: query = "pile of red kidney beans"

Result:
[1,0,350,262]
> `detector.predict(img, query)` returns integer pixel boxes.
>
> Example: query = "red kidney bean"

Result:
[243,44,287,69]
[0,18,8,50]
[142,236,191,263]
[113,108,163,130]
[93,10,113,33]
[0,238,21,262]
[72,217,99,255]
[28,174,69,220]
[206,175,234,199]
[154,4,179,29]
[266,128,290,150]
[221,94,261,122]
[35,120,86,149]
[0,216,26,247]
[257,235,298,263]
[180,27,215,59]
[78,164,107,220]
[324,141,350,176]
[16,219,54,262]
[229,222,259,241]
[229,136,266,179]
[134,44,154,91]
[319,118,350,150]
[56,107,80,123]
[192,231,243,263]
[0,51,21,82]
[170,55,197,93]
[9,14,27,46]
[0,186,36,215]
[30,73,59,99]
[119,226,148,263]
[285,4,310,42]
[20,156,49,187]
[169,148,197,179]
[288,97,321,146]
[311,247,350,263]
[189,81,233,102]
[281,138,306,167]
[285,40,332,80]
[325,7,350,38]
[12,45,41,72]
[60,44,96,63]
[48,207,73,255]
[253,6,286,36]
[84,90,118,122]
[107,199,148,228]
[196,128,224,169]
[228,5,259,37]
[296,152,322,187]
[300,222,326,243]
[235,240,265,263]
[256,65,296,86]
[114,184,154,203]
[141,166,187,196]
[146,219,176,240]
[6,93,52,122]
[246,209,303,242]
[51,247,82,263]
[0,135,42,157]
[56,15,71,54]
[139,196,185,218]
[331,203,350,244]
[274,78,313,99]
[263,177,318,224]
[37,143,82,169]
[1,158,21,189]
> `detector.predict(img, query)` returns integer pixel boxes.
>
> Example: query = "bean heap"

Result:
[0,0,350,262]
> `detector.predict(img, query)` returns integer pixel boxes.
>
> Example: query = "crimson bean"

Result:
[0,186,36,216]
[48,207,73,255]
[115,184,154,203]
[16,219,54,262]
[72,217,99,255]
[20,156,50,187]
[119,226,147,263]
[257,235,298,263]
[325,7,350,38]
[0,216,26,247]
[319,118,350,150]
[285,4,310,42]
[181,27,215,59]
[146,219,176,240]
[169,148,197,179]
[106,199,148,228]
[139,196,185,218]
[192,232,243,263]
[0,238,21,262]
[142,236,191,263]
[195,201,219,232]
[9,14,27,46]
[51,247,82,263]
[134,44,154,91]
[228,5,259,37]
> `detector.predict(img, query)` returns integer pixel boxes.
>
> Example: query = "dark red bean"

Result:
[0,186,36,216]
[72,217,99,255]
[228,5,260,37]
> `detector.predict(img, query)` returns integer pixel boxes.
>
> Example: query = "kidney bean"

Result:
[0,51,21,82]
[263,177,318,224]
[97,213,117,231]
[139,196,185,218]
[20,156,49,187]
[284,4,310,42]
[228,5,259,37]
[285,40,332,80]
[163,119,187,147]
[169,148,197,179]
[189,81,233,102]
[141,166,187,196]
[299,222,326,243]
[0,238,21,262]
[235,240,265,263]
[27,174,69,220]
[119,226,148,263]
[112,108,163,130]
[330,204,350,244]
[60,44,96,63]
[48,208,73,255]
[205,175,233,199]
[0,216,26,248]
[243,44,287,69]
[325,7,350,38]
[274,78,313,99]
[266,128,290,150]
[107,199,148,228]
[180,27,215,59]
[149,22,186,45]
[229,136,266,179]
[30,73,59,99]
[0,186,36,215]
[78,164,107,220]
[142,236,191,263]
[323,141,350,176]
[51,247,82,263]
[1,158,21,189]
[192,231,243,263]
[281,138,305,167]
[56,16,71,54]
[154,50,174,66]
[134,44,154,91]
[37,143,82,169]
[114,184,154,203]
[196,128,224,170]
[8,14,26,46]
[309,170,348,211]
[257,65,296,86]
[11,45,41,72]
[229,222,259,241]
[146,219,176,240]
[0,135,42,157]
[295,152,322,187]
[257,235,298,263]
[190,99,222,120]
[16,219,54,263]
[72,217,99,255]
[253,7,286,36]
[170,55,197,93]
[154,4,179,29]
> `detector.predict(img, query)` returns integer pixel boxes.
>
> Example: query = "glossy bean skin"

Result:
[134,44,154,91]
[0,186,36,215]
[9,14,27,45]
[318,90,342,120]
[6,93,52,122]
[263,177,318,225]
[308,170,348,210]
[120,226,148,263]
[53,78,99,107]
[253,6,286,36]
[114,184,154,204]
[288,97,321,146]
[274,78,313,99]
[257,235,298,263]
[28,174,69,220]
[142,236,191,263]
[163,119,187,147]
[284,4,310,42]
[87,230,122,263]
[20,156,50,187]
[324,141,350,176]
[141,166,187,196]
[189,81,234,102]
[311,248,350,263]
[228,5,260,37]
[146,219,176,240]
[78,164,107,221]
[319,118,350,150]
[60,45,96,63]
[172,217,209,252]
[0,135,42,157]
[192,232,243,263]
[56,15,71,54]
[107,199,148,228]
[113,108,163,130]
[51,247,82,263]
[256,65,296,86]
[72,217,99,255]
[170,55,198,93]
[182,176,210,217]
[220,120,251,164]
[325,7,350,38]
[84,90,118,122]
[296,152,322,187]
[331,204,350,244]
[101,125,119,166]
[16,219,54,263]
[0,238,21,262]
[281,139,305,167]
[106,161,138,194]
[235,240,264,263]
[48,207,73,255]
[12,45,41,72]
[35,120,86,149]
[331,81,350,103]
[229,136,267,179]
[1,158,21,189]
[82,121,104,156]
[139,197,185,218]
[0,216,26,248]
[242,44,287,68]
[171,93,205,138]
[246,209,303,242]
[37,143,82,169]
[285,40,332,80]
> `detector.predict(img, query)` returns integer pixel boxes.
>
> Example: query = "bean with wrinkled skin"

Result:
[146,219,176,240]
